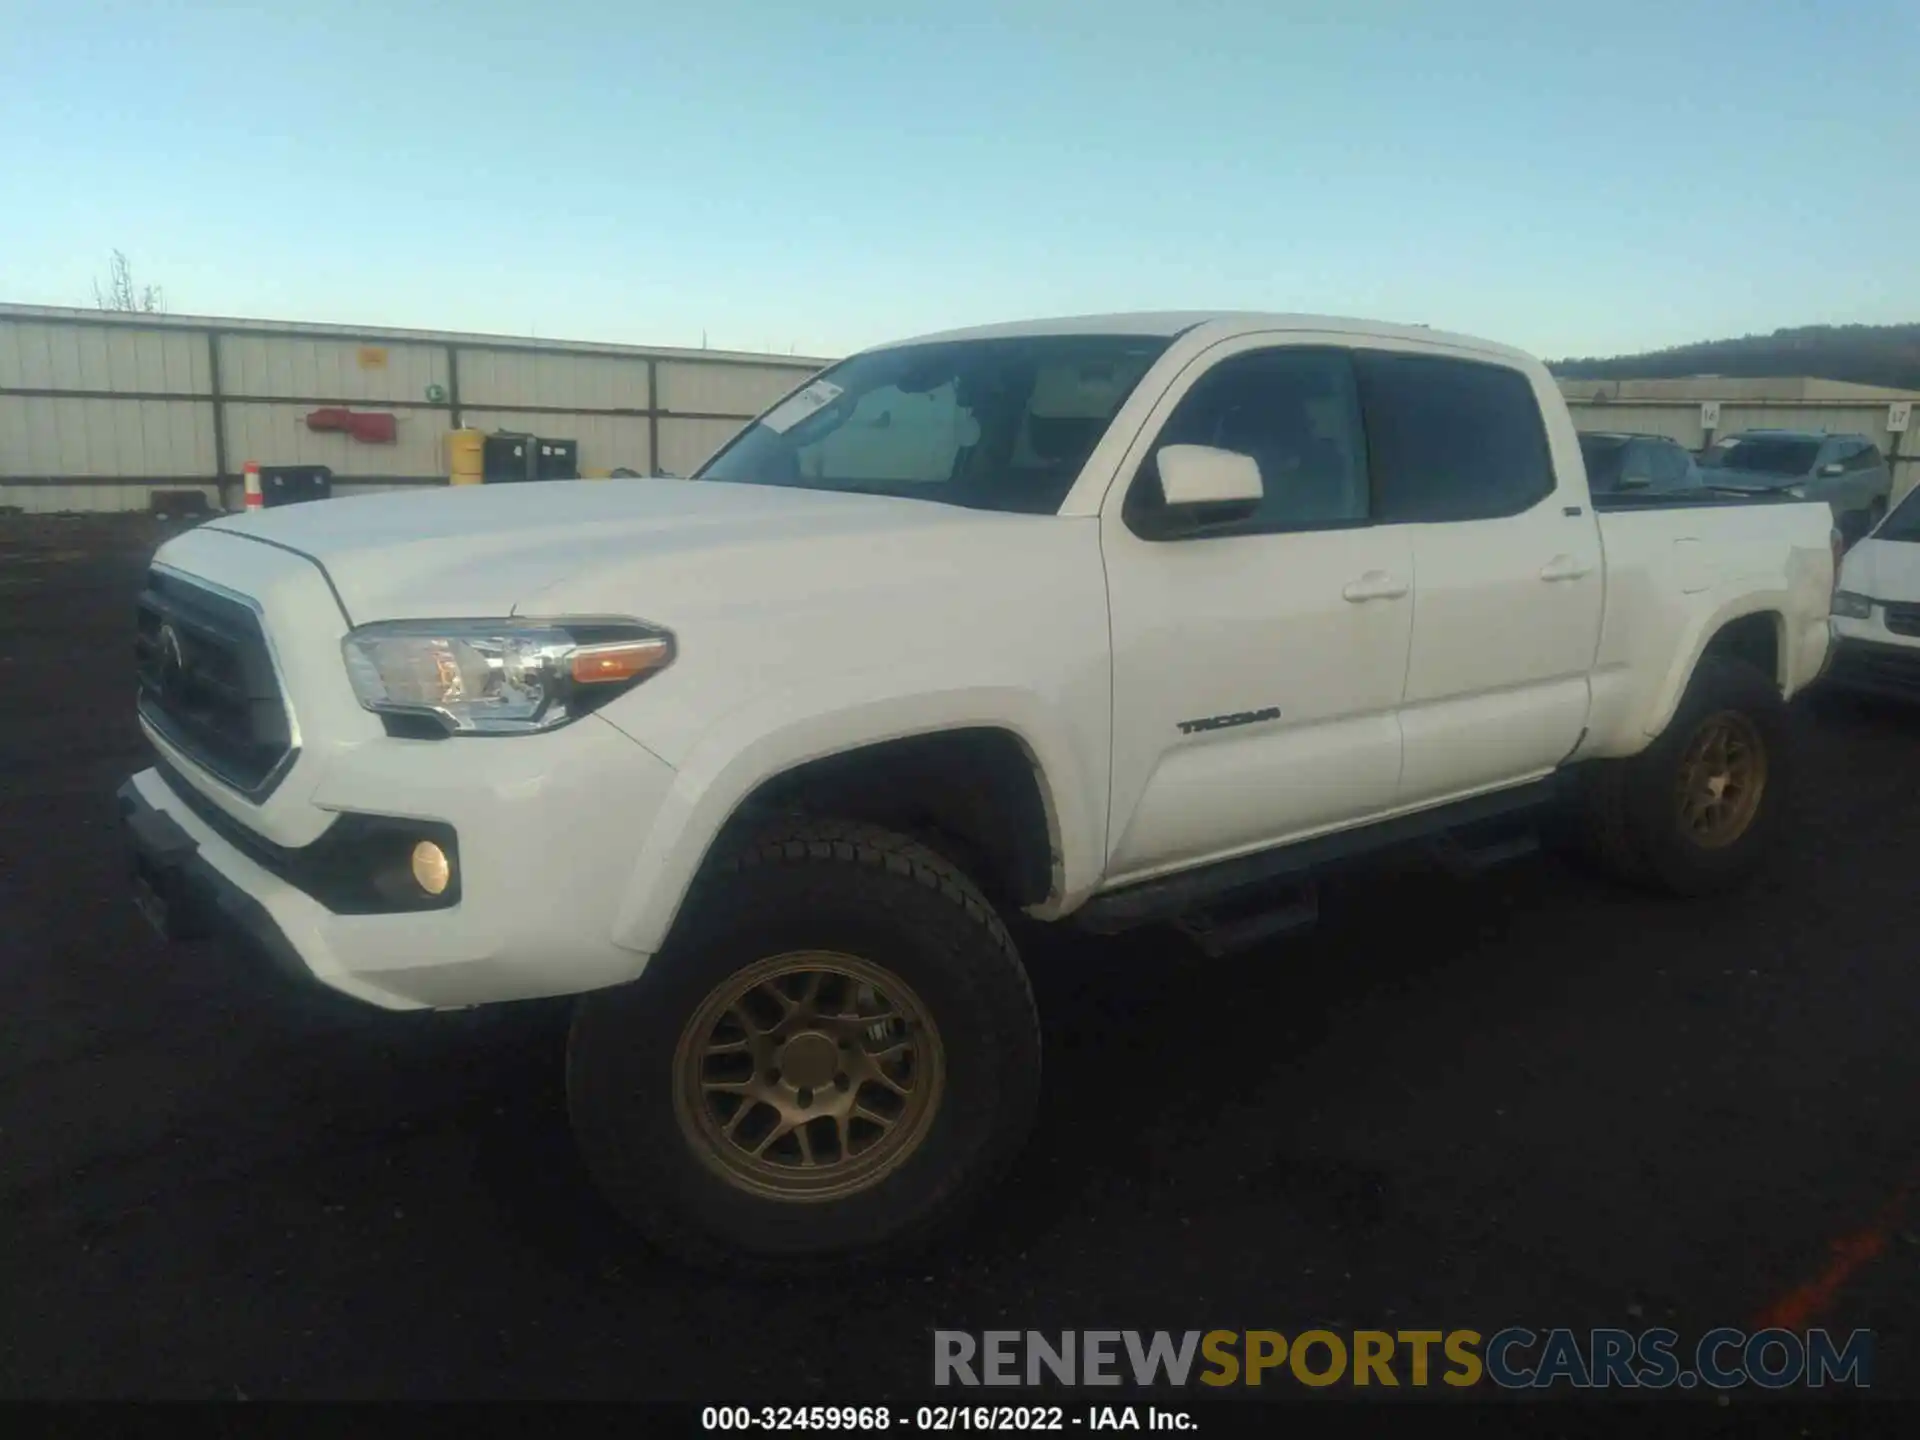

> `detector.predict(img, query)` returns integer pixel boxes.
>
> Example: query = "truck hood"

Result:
[1840,534,1920,604]
[207,479,1031,622]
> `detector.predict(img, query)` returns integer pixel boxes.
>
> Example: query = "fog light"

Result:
[411,840,451,896]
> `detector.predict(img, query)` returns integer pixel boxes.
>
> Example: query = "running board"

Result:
[1174,886,1321,958]
[1425,831,1541,878]
[1076,775,1569,935]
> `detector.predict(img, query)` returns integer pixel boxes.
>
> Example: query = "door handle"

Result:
[1342,571,1409,603]
[1539,555,1593,583]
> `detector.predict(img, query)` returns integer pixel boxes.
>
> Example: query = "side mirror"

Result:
[1616,470,1653,491]
[1157,444,1263,507]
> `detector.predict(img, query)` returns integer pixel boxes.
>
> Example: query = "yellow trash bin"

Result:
[446,428,484,486]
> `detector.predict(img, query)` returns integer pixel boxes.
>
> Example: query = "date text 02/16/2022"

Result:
[701,1406,1193,1431]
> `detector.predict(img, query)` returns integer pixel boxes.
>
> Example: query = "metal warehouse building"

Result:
[5,302,1915,513]
[0,303,829,513]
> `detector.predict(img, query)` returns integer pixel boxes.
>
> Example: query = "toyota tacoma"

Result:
[120,313,1838,1271]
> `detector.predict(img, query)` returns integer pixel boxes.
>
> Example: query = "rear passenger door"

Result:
[1354,350,1605,807]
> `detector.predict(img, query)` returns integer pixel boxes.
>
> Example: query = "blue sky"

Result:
[2,0,1913,360]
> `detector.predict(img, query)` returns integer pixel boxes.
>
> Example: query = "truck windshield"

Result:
[695,335,1170,514]
[1702,437,1821,476]
[1877,485,1920,542]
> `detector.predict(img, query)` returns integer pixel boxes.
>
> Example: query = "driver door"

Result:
[1100,341,1413,883]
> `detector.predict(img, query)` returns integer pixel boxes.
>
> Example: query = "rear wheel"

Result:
[567,820,1040,1274]
[1581,655,1789,896]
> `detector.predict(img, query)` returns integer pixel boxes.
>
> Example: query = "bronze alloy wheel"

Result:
[1674,709,1769,850]
[672,951,946,1202]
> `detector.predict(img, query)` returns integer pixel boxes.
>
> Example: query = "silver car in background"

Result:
[1700,429,1893,541]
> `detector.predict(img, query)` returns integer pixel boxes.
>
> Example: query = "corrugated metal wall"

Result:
[10,304,1915,513]
[0,305,828,513]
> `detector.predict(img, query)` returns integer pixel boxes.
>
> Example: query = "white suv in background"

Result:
[1829,484,1920,701]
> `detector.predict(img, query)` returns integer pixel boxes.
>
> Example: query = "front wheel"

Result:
[1583,655,1790,896]
[566,820,1041,1274]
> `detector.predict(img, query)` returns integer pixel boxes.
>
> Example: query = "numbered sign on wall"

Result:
[1890,402,1911,434]
[1700,401,1721,431]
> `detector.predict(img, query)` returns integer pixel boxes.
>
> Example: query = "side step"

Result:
[1425,830,1540,878]
[1073,775,1569,936]
[1173,884,1320,958]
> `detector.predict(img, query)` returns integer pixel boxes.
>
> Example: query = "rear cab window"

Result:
[1354,352,1557,521]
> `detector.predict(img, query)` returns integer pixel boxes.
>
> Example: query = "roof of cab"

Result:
[870,311,1538,366]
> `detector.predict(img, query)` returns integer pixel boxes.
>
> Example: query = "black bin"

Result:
[482,433,535,483]
[258,465,333,508]
[536,437,580,480]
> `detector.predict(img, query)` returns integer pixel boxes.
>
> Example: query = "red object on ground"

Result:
[305,408,397,444]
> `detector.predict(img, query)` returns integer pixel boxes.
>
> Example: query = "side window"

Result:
[1617,440,1657,488]
[1819,439,1860,474]
[1650,440,1692,487]
[1127,347,1368,534]
[1355,353,1556,522]
[1845,442,1884,472]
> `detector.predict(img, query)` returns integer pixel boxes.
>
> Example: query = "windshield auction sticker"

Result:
[759,379,844,434]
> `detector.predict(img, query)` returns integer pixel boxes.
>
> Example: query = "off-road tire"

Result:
[1583,655,1789,896]
[566,819,1040,1275]
[1571,759,1653,885]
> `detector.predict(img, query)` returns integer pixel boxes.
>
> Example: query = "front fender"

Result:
[606,674,1106,956]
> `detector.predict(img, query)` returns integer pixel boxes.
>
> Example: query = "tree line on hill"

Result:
[1550,323,1920,391]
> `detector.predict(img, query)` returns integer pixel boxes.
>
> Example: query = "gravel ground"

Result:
[0,512,1914,1406]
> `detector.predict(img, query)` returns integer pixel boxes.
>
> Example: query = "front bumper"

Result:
[119,715,679,1011]
[1822,630,1920,704]
[120,779,330,999]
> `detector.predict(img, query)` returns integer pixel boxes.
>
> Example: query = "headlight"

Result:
[342,618,674,734]
[1831,591,1874,620]
[1786,485,1808,499]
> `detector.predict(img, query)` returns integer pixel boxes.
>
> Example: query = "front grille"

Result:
[1883,603,1920,639]
[135,566,296,796]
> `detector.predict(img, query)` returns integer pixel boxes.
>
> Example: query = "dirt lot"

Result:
[1,512,1916,1403]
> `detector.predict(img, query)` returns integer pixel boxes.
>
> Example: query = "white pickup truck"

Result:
[120,313,1837,1271]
